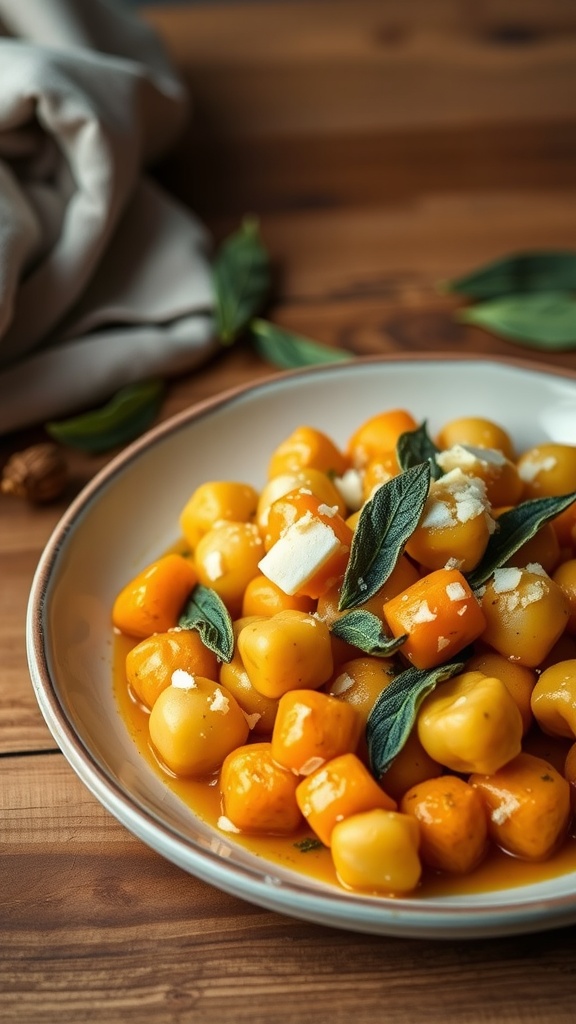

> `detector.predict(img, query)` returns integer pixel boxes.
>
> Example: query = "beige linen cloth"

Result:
[0,0,217,434]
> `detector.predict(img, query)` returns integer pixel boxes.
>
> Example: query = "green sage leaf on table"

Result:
[330,610,407,657]
[456,291,576,350]
[396,421,442,479]
[338,462,431,611]
[213,218,271,344]
[178,584,234,663]
[251,318,352,368]
[442,250,576,300]
[467,490,576,590]
[45,379,166,454]
[366,660,465,779]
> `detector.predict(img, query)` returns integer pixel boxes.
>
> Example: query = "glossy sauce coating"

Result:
[113,634,576,899]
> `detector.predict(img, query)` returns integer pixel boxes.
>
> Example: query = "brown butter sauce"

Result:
[113,634,576,900]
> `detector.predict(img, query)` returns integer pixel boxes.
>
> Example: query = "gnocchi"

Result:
[112,411,576,898]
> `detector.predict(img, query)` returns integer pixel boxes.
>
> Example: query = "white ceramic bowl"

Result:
[27,354,576,939]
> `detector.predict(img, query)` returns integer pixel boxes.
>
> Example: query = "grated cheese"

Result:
[317,503,338,518]
[209,688,230,713]
[171,669,196,690]
[330,672,355,696]
[518,454,557,483]
[446,581,467,602]
[411,600,436,624]
[333,469,364,510]
[218,815,241,833]
[204,549,225,581]
[492,567,523,594]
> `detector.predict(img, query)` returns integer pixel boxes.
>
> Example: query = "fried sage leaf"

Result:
[456,292,576,350]
[396,421,442,479]
[442,250,576,300]
[213,218,270,344]
[294,837,324,852]
[338,462,431,611]
[467,490,576,590]
[251,318,351,368]
[366,660,465,779]
[46,379,166,453]
[178,584,234,663]
[330,610,407,657]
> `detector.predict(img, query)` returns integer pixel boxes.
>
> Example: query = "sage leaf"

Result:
[396,421,442,479]
[467,490,576,590]
[45,379,166,454]
[442,250,576,300]
[213,218,270,344]
[338,462,431,611]
[294,837,324,852]
[456,292,576,350]
[178,584,234,663]
[366,660,465,779]
[251,318,352,368]
[329,610,407,657]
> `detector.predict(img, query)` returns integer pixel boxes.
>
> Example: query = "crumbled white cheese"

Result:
[422,500,456,530]
[258,516,345,595]
[520,580,547,608]
[444,556,464,570]
[330,672,355,696]
[526,562,547,577]
[492,567,523,594]
[333,469,364,510]
[171,669,196,690]
[446,581,467,602]
[437,636,451,652]
[437,444,506,473]
[422,468,494,532]
[243,711,262,730]
[492,567,548,610]
[518,454,557,483]
[217,815,241,833]
[317,503,338,518]
[209,688,230,713]
[453,485,491,527]
[412,600,436,624]
[204,549,225,581]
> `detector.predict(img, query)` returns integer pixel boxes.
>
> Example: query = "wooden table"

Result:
[3,3,576,1020]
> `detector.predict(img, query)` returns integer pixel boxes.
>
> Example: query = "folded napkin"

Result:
[0,0,217,435]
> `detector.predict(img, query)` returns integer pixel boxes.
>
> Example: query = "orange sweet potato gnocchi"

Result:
[112,410,576,898]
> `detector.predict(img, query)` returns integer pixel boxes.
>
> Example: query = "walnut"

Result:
[1,443,68,503]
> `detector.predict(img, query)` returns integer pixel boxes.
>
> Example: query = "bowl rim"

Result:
[26,351,576,938]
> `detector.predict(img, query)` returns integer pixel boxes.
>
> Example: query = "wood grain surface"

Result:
[3,2,576,1021]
